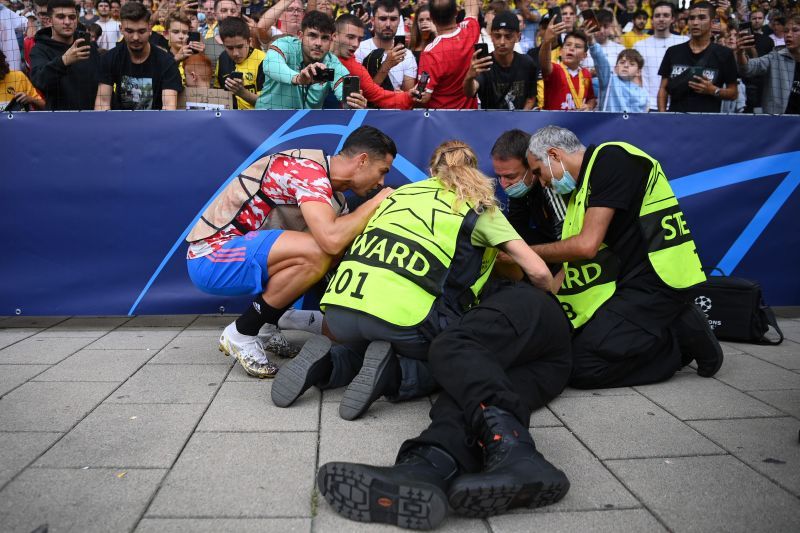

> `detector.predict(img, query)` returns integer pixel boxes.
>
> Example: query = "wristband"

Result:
[713,87,721,97]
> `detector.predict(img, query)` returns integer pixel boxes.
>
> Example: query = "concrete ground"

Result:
[0,313,798,533]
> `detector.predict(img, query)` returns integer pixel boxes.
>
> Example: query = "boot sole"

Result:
[270,335,331,407]
[448,474,570,518]
[317,462,447,530]
[339,341,393,421]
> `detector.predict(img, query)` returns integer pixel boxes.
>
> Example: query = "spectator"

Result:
[166,10,205,84]
[742,9,775,112]
[477,1,507,52]
[1,2,31,72]
[257,10,352,109]
[30,0,100,109]
[463,11,537,109]
[80,0,96,25]
[94,1,182,109]
[657,1,738,112]
[616,0,639,30]
[621,9,648,48]
[184,51,213,87]
[736,13,800,115]
[539,22,597,110]
[409,3,435,63]
[200,0,216,38]
[581,9,625,76]
[634,1,687,111]
[356,0,417,91]
[0,49,45,110]
[517,0,543,52]
[517,13,535,53]
[719,30,746,113]
[32,0,51,30]
[675,8,688,36]
[87,22,102,45]
[94,0,120,50]
[330,12,413,108]
[110,0,120,21]
[203,0,240,71]
[23,0,51,71]
[768,11,786,48]
[416,0,481,109]
[256,0,297,45]
[214,16,264,109]
[275,0,304,37]
[591,43,649,112]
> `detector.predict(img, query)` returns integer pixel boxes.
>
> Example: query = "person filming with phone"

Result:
[214,16,264,109]
[257,10,366,109]
[355,0,417,91]
[30,0,100,110]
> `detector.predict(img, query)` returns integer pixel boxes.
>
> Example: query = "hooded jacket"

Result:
[30,27,100,110]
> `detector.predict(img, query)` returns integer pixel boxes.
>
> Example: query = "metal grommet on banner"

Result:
[15,308,22,315]
[218,306,226,315]
[7,113,13,120]
[423,111,430,118]
[622,112,629,120]
[215,111,222,118]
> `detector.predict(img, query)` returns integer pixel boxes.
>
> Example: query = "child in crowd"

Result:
[591,45,649,112]
[0,50,45,111]
[214,15,265,109]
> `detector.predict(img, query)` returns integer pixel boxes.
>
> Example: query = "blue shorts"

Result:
[187,230,283,296]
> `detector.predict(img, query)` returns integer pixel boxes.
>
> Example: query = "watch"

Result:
[713,87,721,97]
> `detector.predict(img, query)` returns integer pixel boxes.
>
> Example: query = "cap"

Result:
[491,11,520,32]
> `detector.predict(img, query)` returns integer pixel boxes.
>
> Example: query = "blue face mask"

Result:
[504,170,532,198]
[198,12,206,23]
[546,157,577,195]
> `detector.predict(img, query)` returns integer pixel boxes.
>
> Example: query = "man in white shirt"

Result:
[354,0,416,90]
[94,0,120,50]
[634,1,688,111]
[0,3,30,71]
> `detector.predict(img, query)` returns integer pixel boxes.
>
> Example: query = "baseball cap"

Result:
[491,11,520,32]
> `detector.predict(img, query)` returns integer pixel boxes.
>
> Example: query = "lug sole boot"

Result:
[339,341,398,421]
[270,335,332,407]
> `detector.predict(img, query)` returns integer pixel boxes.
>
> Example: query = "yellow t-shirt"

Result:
[622,31,649,49]
[0,71,40,107]
[214,47,266,110]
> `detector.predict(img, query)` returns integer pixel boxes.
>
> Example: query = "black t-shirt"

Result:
[658,41,738,113]
[98,43,182,110]
[476,52,537,110]
[786,62,800,115]
[578,145,653,277]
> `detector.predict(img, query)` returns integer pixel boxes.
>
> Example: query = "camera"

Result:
[313,68,335,83]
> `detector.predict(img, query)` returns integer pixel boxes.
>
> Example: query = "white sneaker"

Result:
[219,322,279,378]
[261,331,301,358]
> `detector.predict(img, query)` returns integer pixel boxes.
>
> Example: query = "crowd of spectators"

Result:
[0,0,798,113]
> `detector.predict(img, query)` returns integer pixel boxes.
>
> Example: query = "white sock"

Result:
[278,309,323,335]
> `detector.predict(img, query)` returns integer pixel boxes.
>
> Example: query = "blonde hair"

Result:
[429,141,498,214]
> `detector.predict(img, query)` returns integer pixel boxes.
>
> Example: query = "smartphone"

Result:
[739,21,752,34]
[689,66,707,79]
[342,75,360,109]
[417,71,430,93]
[188,31,201,44]
[579,9,598,29]
[548,6,562,26]
[474,43,489,60]
[313,68,335,83]
[393,35,406,48]
[228,71,243,80]
[76,31,91,47]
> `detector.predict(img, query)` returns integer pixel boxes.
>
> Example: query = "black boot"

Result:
[674,303,724,377]
[317,445,458,530]
[448,406,570,517]
[270,335,332,407]
[339,341,400,421]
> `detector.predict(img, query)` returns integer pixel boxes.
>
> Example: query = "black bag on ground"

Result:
[687,271,783,345]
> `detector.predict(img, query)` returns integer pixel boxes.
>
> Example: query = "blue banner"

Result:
[2,110,799,315]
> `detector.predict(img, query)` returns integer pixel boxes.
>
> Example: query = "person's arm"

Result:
[161,89,178,110]
[530,206,615,263]
[257,0,293,43]
[94,83,113,110]
[687,70,737,101]
[657,77,669,111]
[373,45,405,86]
[501,239,555,293]
[463,50,491,98]
[538,21,563,78]
[590,42,611,93]
[300,188,394,255]
[519,1,541,23]
[345,58,413,109]
[464,0,480,19]
[263,45,302,84]
[160,53,183,110]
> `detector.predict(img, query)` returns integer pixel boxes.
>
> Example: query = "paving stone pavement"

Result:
[1,314,798,533]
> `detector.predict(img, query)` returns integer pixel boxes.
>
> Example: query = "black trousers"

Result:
[399,281,573,473]
[569,275,685,389]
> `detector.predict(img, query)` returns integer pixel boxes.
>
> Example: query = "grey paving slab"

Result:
[314,502,489,533]
[633,372,782,420]
[0,467,165,533]
[318,399,433,467]
[147,432,317,518]
[719,342,745,355]
[0,432,62,487]
[558,387,640,397]
[197,381,319,432]
[0,364,49,396]
[527,427,639,512]
[149,333,234,365]
[0,316,68,328]
[35,403,207,469]
[31,329,111,339]
[688,417,800,496]
[107,364,228,404]
[749,389,800,418]
[47,316,130,330]
[0,381,118,432]
[85,328,182,350]
[0,336,95,364]
[0,329,41,349]
[489,509,665,533]
[550,394,723,459]
[530,406,563,427]
[606,455,800,533]
[186,315,233,330]
[713,352,800,390]
[735,339,800,370]
[32,348,154,382]
[136,518,311,533]
[125,315,199,328]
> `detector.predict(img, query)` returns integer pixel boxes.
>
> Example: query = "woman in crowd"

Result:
[410,4,435,63]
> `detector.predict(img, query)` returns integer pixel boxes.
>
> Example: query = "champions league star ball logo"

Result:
[694,295,712,315]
